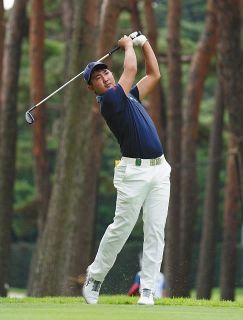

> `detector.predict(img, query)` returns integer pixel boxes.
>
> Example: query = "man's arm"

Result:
[118,36,137,96]
[136,41,161,100]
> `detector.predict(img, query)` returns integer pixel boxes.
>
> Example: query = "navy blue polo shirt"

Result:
[97,84,163,159]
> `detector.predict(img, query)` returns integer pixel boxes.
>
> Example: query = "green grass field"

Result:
[0,295,243,320]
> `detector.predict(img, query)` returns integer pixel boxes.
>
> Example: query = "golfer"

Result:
[82,32,171,305]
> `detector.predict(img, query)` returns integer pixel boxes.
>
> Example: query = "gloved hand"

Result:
[129,31,147,47]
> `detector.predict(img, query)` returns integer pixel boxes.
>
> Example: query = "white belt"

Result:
[121,155,164,167]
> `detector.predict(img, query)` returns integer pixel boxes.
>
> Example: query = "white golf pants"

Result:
[88,155,171,293]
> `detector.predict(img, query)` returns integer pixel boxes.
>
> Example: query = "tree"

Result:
[130,0,142,31]
[62,0,74,81]
[28,0,100,296]
[196,83,224,299]
[144,0,166,143]
[164,0,182,297]
[216,0,243,229]
[27,0,51,292]
[215,0,243,300]
[0,0,28,296]
[178,0,217,297]
[220,135,240,300]
[0,0,4,105]
[29,0,50,234]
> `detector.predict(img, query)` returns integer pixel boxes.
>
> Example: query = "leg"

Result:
[140,163,171,293]
[88,164,149,281]
[88,191,143,281]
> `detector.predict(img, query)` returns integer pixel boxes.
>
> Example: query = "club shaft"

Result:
[28,52,112,113]
[27,31,142,113]
[28,70,82,112]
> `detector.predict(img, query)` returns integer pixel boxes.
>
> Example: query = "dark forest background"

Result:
[0,0,243,300]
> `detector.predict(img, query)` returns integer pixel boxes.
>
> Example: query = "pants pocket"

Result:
[113,165,128,187]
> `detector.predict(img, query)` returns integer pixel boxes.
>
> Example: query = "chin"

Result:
[104,85,113,91]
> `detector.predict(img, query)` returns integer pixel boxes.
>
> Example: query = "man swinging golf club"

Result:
[82,31,171,305]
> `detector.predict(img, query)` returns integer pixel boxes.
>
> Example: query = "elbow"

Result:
[155,70,161,82]
[153,72,161,84]
[151,72,160,85]
[149,68,160,83]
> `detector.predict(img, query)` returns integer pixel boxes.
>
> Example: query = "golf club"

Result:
[25,31,142,124]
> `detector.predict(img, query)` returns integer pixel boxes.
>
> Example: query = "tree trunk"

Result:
[164,0,182,297]
[144,0,166,143]
[240,0,243,17]
[215,0,243,301]
[62,0,74,82]
[0,0,4,105]
[0,0,28,297]
[27,0,51,293]
[28,0,100,296]
[196,83,224,299]
[130,0,142,31]
[220,135,240,301]
[29,0,50,234]
[215,0,243,228]
[178,0,217,297]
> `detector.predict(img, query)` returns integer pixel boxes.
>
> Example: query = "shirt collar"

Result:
[96,95,103,104]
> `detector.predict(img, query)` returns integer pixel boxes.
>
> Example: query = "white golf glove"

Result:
[129,31,147,47]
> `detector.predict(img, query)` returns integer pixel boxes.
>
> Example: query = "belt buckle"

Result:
[150,158,161,166]
[135,158,142,166]
[150,159,155,166]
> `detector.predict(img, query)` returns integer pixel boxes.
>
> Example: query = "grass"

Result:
[191,287,243,302]
[0,295,243,320]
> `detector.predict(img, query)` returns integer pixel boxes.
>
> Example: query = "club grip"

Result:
[130,31,142,40]
[108,31,143,56]
[108,46,120,56]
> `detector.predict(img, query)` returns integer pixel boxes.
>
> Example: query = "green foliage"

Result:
[181,20,205,42]
[44,0,63,37]
[118,11,132,35]
[14,180,35,208]
[44,39,65,93]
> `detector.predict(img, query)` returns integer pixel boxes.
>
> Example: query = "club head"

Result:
[25,111,35,124]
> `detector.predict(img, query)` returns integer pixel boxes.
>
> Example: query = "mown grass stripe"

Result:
[0,296,242,308]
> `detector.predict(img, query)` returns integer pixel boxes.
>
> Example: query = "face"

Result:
[88,68,115,95]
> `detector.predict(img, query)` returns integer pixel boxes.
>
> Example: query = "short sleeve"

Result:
[130,86,141,102]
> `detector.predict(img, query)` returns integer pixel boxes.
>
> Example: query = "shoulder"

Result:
[100,84,127,118]
[102,84,139,103]
[102,84,126,104]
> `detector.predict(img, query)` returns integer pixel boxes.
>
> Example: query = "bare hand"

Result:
[118,35,133,50]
